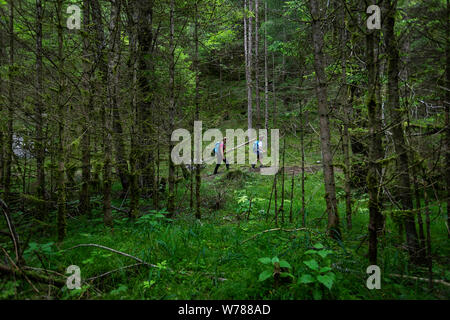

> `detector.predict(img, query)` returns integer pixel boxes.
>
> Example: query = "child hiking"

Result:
[214,137,230,175]
[252,136,264,169]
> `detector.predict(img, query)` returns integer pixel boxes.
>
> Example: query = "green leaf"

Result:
[319,267,332,273]
[258,270,273,282]
[313,243,324,249]
[303,259,319,271]
[317,250,333,258]
[317,273,335,290]
[280,272,294,279]
[258,257,272,265]
[298,274,315,284]
[279,260,292,269]
[271,256,280,264]
[304,249,318,255]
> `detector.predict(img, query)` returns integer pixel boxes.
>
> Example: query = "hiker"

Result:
[213,137,229,174]
[252,136,264,169]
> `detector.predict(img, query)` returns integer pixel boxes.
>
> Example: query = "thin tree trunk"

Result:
[300,102,306,226]
[167,0,176,217]
[445,0,450,239]
[0,24,4,189]
[366,25,383,265]
[340,6,352,231]
[194,2,201,219]
[280,137,286,224]
[384,0,421,263]
[309,0,340,239]
[80,0,92,217]
[4,0,14,207]
[35,0,46,220]
[128,0,140,218]
[56,0,67,242]
[272,53,276,127]
[255,0,260,128]
[103,0,122,229]
[264,0,268,130]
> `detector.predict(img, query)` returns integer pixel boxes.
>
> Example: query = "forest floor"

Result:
[2,161,449,300]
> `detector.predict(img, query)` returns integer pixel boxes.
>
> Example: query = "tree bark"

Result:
[35,0,46,220]
[340,5,352,231]
[56,0,67,242]
[167,0,176,216]
[264,0,269,130]
[308,0,340,239]
[255,0,260,128]
[80,0,92,217]
[384,0,421,263]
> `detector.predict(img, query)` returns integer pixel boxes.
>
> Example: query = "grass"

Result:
[4,164,448,300]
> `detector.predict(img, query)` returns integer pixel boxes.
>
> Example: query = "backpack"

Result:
[214,142,221,155]
[253,140,259,153]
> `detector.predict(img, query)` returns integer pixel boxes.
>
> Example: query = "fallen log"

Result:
[0,263,66,287]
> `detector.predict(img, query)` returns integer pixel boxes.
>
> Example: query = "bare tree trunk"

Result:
[35,0,46,220]
[384,0,421,263]
[264,0,269,130]
[300,102,306,226]
[280,137,286,224]
[309,0,340,239]
[255,0,260,128]
[194,2,202,219]
[167,0,176,217]
[272,53,276,127]
[340,6,352,231]
[56,0,67,242]
[128,0,140,218]
[80,0,92,217]
[366,24,383,265]
[244,0,253,130]
[5,0,14,207]
[0,25,4,189]
[445,0,450,239]
[103,0,122,229]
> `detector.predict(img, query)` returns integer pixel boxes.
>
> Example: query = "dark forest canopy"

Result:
[0,0,448,300]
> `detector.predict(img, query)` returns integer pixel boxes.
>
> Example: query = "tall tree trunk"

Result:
[80,0,92,217]
[136,1,155,198]
[35,0,46,220]
[340,5,352,231]
[384,0,421,263]
[300,102,306,226]
[264,0,269,130]
[128,0,140,218]
[366,24,383,265]
[244,0,253,130]
[56,0,67,242]
[167,0,176,216]
[103,0,122,228]
[308,0,340,239]
[194,2,202,219]
[0,26,4,189]
[445,0,450,239]
[5,0,14,206]
[254,0,260,128]
[91,0,112,227]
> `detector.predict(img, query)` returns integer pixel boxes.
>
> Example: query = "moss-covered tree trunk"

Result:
[384,0,421,263]
[35,0,46,221]
[366,25,383,265]
[80,0,92,217]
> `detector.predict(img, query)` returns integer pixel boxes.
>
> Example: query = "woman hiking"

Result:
[214,137,230,174]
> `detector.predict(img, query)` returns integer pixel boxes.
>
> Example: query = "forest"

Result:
[0,0,449,301]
